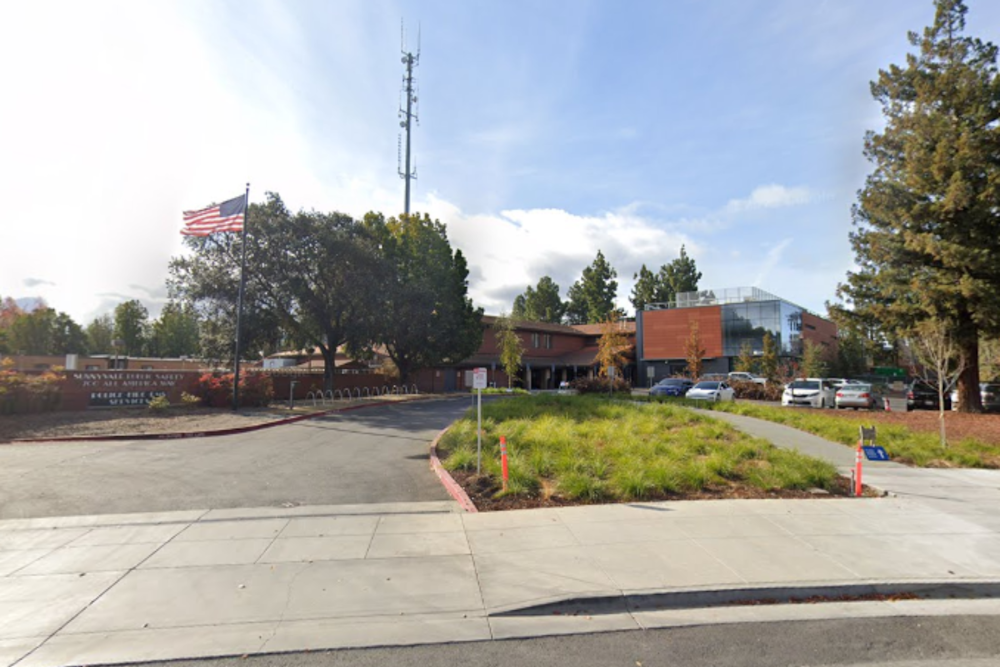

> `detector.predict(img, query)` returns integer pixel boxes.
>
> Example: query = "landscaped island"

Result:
[438,395,853,510]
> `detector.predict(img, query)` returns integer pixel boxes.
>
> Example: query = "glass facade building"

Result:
[720,300,803,357]
[649,286,807,358]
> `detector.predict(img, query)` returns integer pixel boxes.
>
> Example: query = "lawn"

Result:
[437,395,841,508]
[642,398,1000,469]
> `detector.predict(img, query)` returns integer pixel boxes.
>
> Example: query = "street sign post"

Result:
[473,367,487,474]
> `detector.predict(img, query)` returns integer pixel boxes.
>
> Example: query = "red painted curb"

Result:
[2,395,438,445]
[429,427,478,513]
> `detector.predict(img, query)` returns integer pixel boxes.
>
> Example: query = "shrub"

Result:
[729,379,784,402]
[0,369,63,414]
[570,376,631,395]
[193,373,232,408]
[473,387,529,395]
[240,373,274,407]
[192,372,273,408]
[180,391,202,407]
[148,394,171,412]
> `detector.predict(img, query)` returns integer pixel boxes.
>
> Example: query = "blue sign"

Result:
[862,446,890,461]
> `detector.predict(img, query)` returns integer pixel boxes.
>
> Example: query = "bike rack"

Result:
[363,387,370,398]
[353,387,361,399]
[411,384,418,395]
[334,389,343,401]
[324,390,333,403]
[306,391,318,406]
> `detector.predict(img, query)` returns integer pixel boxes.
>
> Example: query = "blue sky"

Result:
[3,0,999,325]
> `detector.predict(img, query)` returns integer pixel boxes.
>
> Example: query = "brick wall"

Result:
[641,307,724,359]
[479,328,587,358]
[801,312,839,358]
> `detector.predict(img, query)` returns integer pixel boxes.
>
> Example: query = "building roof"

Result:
[569,322,636,336]
[481,315,589,336]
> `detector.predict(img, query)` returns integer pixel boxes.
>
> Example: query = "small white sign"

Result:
[646,366,655,378]
[473,367,488,390]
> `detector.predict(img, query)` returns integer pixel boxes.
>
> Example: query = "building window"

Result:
[545,334,552,349]
[532,333,540,348]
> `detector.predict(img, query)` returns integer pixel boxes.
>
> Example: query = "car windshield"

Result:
[693,382,719,389]
[657,379,687,386]
[789,380,819,390]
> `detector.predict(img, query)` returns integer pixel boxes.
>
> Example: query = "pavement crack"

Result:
[258,562,308,653]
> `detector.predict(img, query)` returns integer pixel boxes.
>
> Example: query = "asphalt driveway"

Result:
[0,398,478,520]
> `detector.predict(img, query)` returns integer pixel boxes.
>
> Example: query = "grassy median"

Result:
[438,395,839,503]
[656,399,1000,469]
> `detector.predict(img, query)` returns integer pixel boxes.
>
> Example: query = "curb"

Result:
[490,580,1000,617]
[429,426,478,513]
[3,395,438,445]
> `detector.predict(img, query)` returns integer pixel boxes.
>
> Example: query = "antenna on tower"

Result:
[397,19,420,216]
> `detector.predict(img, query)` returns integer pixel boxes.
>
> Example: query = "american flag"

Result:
[181,195,246,236]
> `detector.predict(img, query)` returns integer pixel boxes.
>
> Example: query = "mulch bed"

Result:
[448,470,880,512]
[813,408,1000,445]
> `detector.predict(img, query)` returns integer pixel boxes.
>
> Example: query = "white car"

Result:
[686,381,735,402]
[782,378,837,408]
[728,372,767,385]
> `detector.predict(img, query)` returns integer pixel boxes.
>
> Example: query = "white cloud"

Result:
[725,184,812,212]
[753,238,794,287]
[421,194,696,316]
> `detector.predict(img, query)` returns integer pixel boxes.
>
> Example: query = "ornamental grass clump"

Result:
[438,394,839,502]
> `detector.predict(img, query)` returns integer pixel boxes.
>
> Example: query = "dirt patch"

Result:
[448,469,879,512]
[0,395,430,442]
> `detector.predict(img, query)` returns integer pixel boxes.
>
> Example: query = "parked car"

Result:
[781,378,836,409]
[949,383,1000,412]
[686,381,735,402]
[907,380,951,411]
[835,383,877,410]
[728,372,767,385]
[649,378,694,397]
[700,373,728,382]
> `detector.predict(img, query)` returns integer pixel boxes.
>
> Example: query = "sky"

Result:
[3,0,1000,326]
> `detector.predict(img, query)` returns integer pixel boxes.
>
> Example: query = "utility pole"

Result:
[398,21,419,216]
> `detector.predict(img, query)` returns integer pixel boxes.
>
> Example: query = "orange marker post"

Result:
[500,435,509,492]
[854,441,863,497]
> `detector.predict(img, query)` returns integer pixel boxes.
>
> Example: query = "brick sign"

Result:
[68,372,193,409]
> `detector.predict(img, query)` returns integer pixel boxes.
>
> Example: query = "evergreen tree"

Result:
[85,314,114,355]
[113,300,149,357]
[659,245,702,302]
[51,312,88,354]
[836,0,1000,412]
[630,264,659,314]
[565,250,618,324]
[362,212,484,385]
[512,276,566,323]
[148,302,200,358]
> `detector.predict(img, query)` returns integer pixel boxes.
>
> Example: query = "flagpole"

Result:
[232,183,250,410]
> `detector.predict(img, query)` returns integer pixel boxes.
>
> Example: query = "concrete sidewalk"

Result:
[3,491,1000,667]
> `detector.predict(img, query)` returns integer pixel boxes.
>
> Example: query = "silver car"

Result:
[835,383,877,410]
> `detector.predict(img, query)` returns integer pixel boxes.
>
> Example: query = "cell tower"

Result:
[398,21,420,216]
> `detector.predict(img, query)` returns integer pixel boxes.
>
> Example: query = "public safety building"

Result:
[636,286,838,381]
